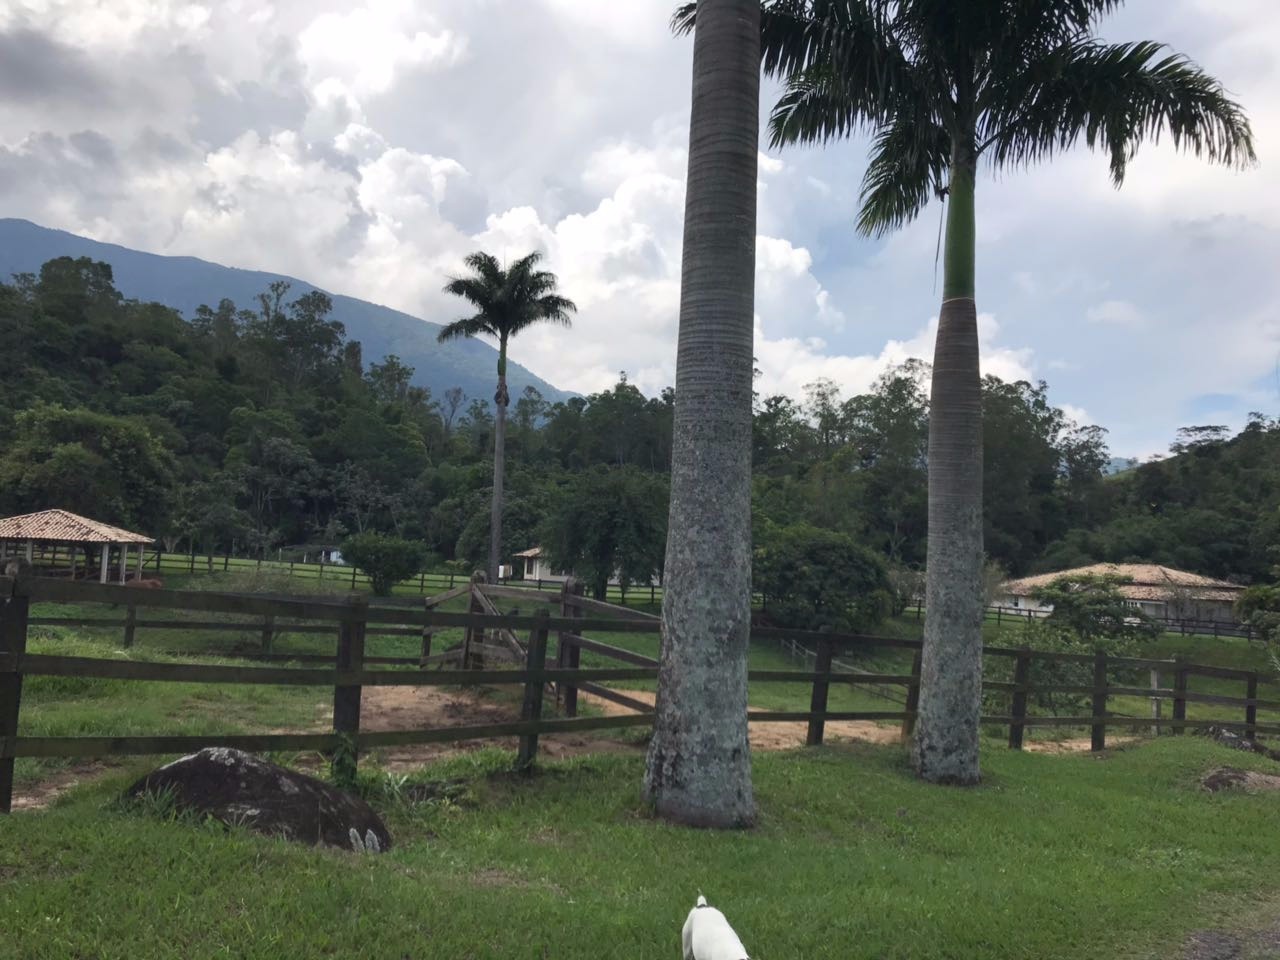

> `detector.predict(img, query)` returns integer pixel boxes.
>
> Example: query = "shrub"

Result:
[340,533,429,596]
[753,523,891,633]
[1236,583,1280,645]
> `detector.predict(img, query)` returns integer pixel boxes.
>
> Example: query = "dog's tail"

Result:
[695,894,707,908]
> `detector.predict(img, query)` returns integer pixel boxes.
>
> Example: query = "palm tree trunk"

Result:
[488,337,509,584]
[913,139,984,785]
[643,0,759,829]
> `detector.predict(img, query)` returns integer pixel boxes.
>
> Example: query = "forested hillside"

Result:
[0,256,1275,585]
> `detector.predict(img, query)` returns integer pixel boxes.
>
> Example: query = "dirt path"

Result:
[576,688,904,748]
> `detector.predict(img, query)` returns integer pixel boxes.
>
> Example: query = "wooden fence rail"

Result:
[1,576,1276,814]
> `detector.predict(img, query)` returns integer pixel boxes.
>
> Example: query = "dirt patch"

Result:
[355,684,644,772]
[1022,736,1138,755]
[580,688,905,749]
[1201,766,1280,793]
[9,761,113,812]
[1182,917,1280,959]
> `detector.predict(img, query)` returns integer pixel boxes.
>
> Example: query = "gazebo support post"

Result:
[99,545,110,584]
[118,544,127,584]
[134,544,144,581]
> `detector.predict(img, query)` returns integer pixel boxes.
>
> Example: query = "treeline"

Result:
[0,256,1275,586]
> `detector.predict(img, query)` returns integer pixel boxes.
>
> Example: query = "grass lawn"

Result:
[3,737,1280,959]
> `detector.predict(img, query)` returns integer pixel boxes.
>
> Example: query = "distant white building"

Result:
[998,563,1245,623]
[511,546,659,588]
[512,547,567,583]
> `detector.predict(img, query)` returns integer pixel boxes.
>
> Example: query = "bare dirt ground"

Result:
[9,760,116,812]
[9,684,1127,809]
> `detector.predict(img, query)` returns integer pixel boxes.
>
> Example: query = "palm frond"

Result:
[981,39,1256,184]
[675,1,899,87]
[769,62,886,147]
[436,314,497,344]
[441,275,497,311]
[856,115,950,237]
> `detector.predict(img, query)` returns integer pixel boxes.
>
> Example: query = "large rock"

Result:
[1203,725,1280,762]
[126,747,392,852]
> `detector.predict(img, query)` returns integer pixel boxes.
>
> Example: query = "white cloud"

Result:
[1086,299,1145,326]
[0,0,1276,457]
[1060,404,1092,427]
[296,2,465,99]
[752,312,1035,400]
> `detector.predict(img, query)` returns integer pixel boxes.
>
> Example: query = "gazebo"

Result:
[0,509,154,583]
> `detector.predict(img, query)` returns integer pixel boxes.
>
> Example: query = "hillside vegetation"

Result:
[1,256,1276,590]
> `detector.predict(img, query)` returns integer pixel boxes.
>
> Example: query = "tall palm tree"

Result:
[439,251,575,583]
[676,0,1254,784]
[643,0,761,829]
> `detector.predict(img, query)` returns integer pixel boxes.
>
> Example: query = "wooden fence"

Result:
[904,600,1255,640]
[18,545,678,607]
[3,575,1278,814]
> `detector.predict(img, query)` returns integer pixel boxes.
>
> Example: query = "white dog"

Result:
[682,894,750,960]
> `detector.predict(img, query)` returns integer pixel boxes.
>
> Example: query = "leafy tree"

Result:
[438,251,576,585]
[1029,573,1159,645]
[1237,583,1280,646]
[645,0,760,830]
[754,523,891,632]
[340,532,429,596]
[988,574,1157,717]
[0,404,176,531]
[682,0,1255,785]
[540,467,668,599]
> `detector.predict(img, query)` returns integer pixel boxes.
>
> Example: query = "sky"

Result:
[0,0,1276,458]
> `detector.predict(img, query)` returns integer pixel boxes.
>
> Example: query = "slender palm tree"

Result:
[643,0,761,829]
[677,0,1254,784]
[439,252,575,583]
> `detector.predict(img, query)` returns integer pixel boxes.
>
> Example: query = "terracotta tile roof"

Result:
[1001,563,1243,603]
[513,547,543,558]
[0,509,153,544]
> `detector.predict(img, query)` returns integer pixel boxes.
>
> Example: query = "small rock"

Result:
[125,747,392,852]
[1201,766,1251,792]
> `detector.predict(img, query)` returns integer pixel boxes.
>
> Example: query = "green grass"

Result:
[3,737,1279,959]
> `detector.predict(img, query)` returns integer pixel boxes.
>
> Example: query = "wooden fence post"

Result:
[901,649,923,743]
[123,604,137,649]
[261,615,275,655]
[419,593,434,668]
[1150,668,1161,737]
[464,572,486,669]
[806,633,834,747]
[1,579,31,814]
[331,596,367,784]
[558,578,584,716]
[1008,648,1031,750]
[1172,661,1188,735]
[1245,672,1259,742]
[516,611,551,772]
[1090,650,1108,752]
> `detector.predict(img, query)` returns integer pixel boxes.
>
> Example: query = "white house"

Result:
[511,546,660,588]
[512,547,568,583]
[997,563,1244,623]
